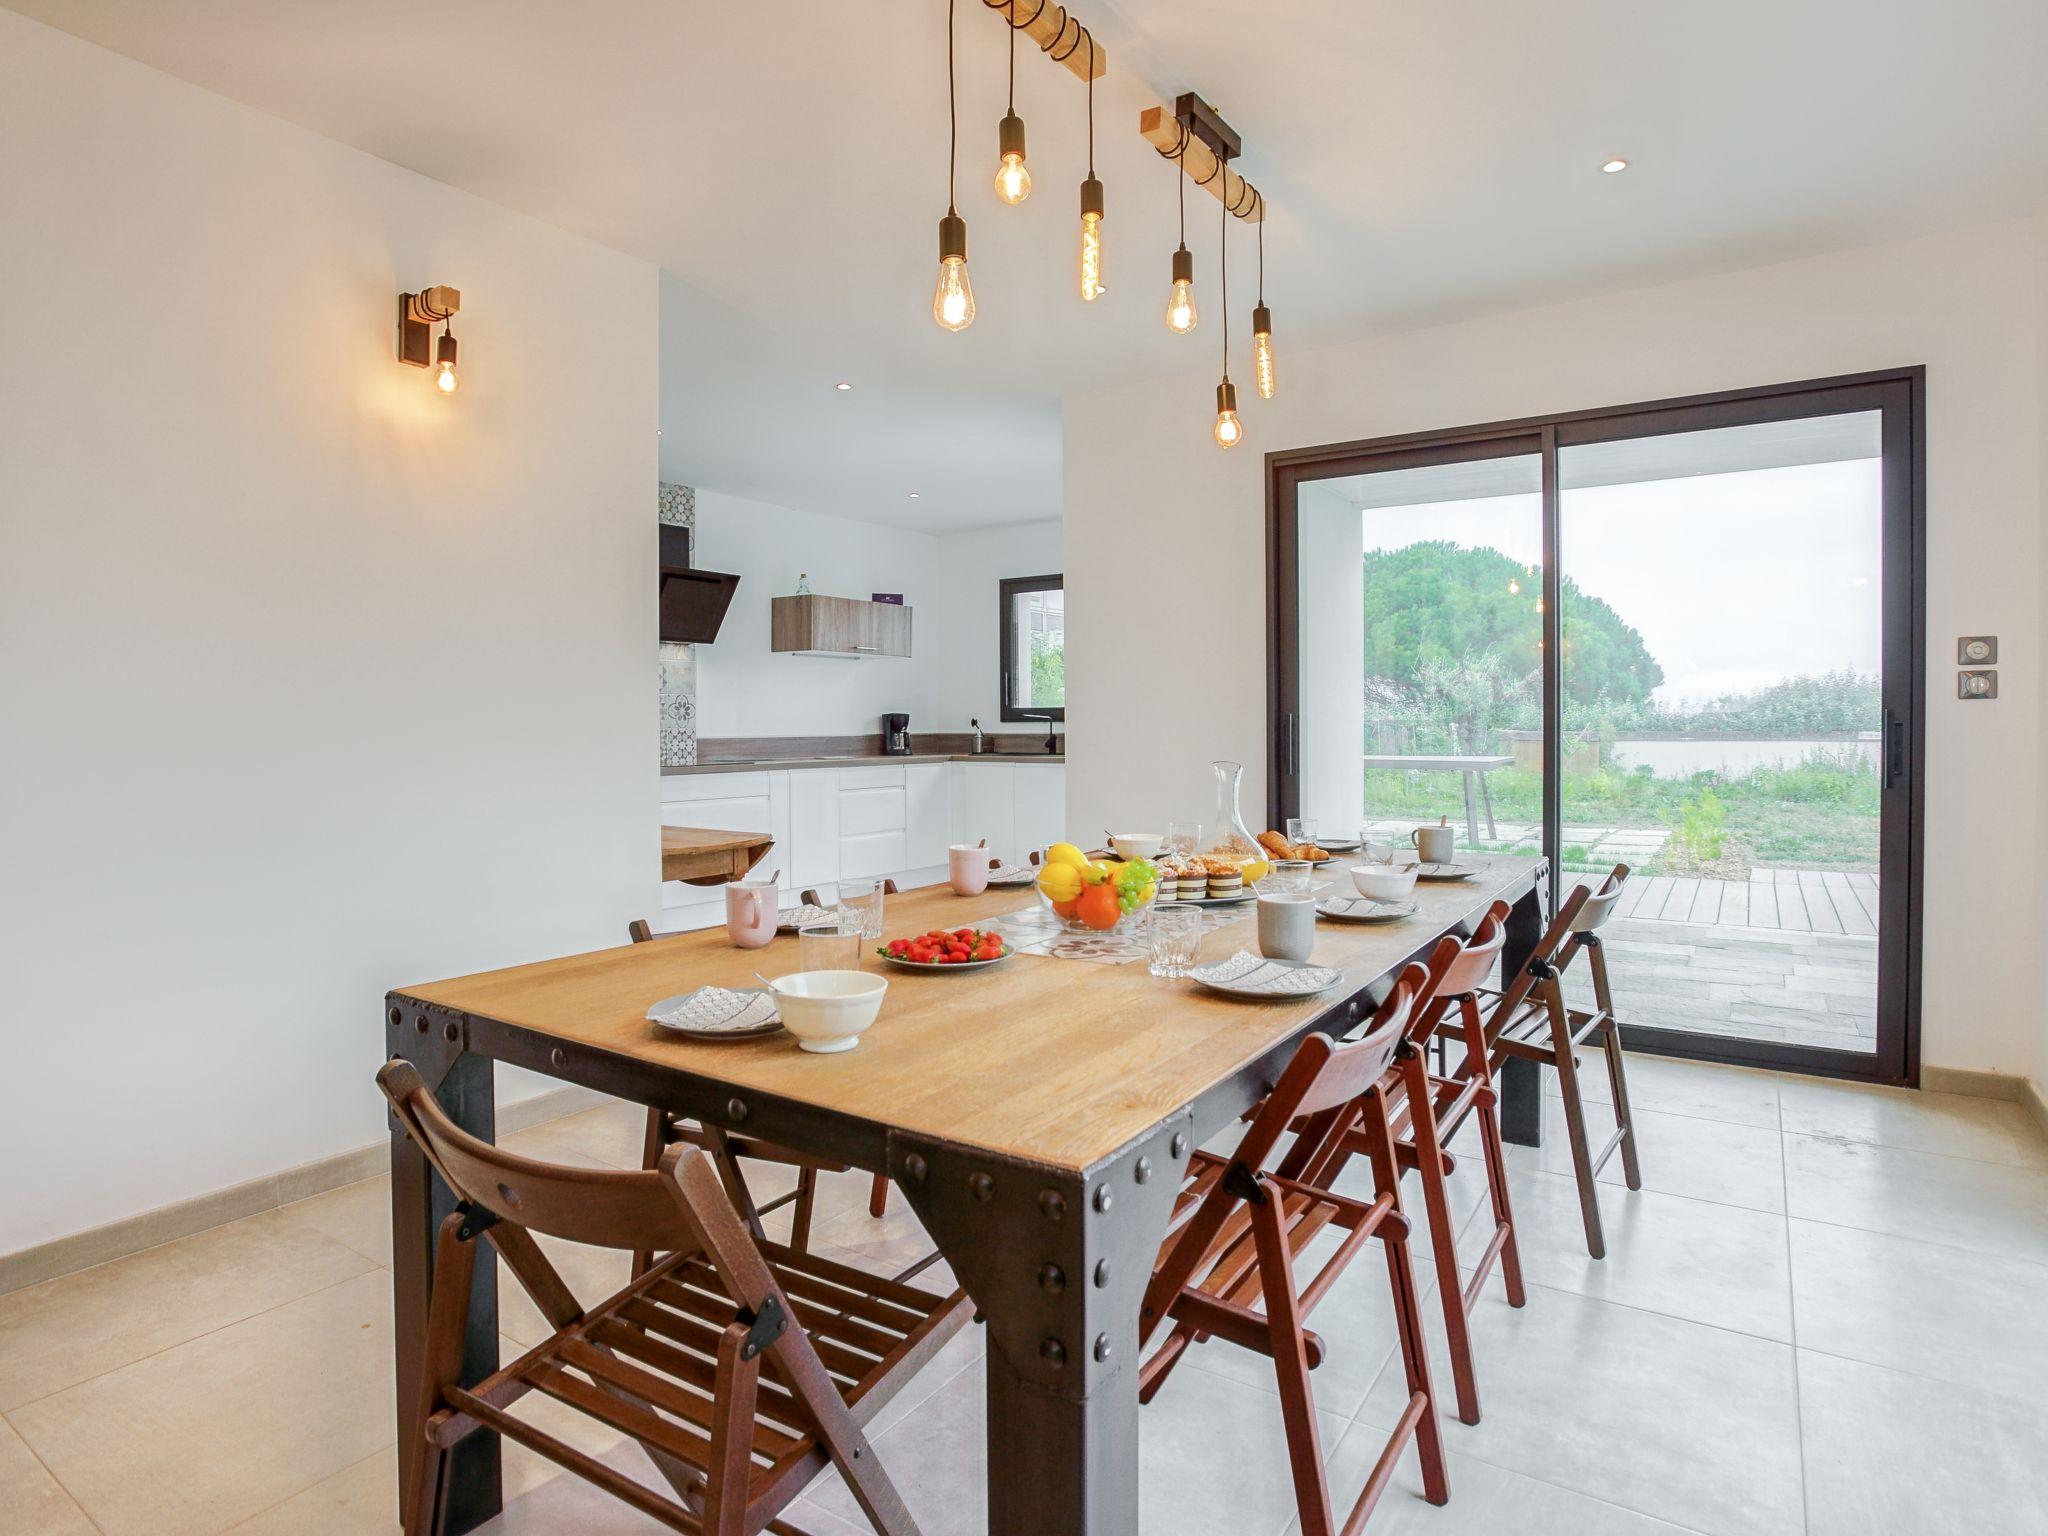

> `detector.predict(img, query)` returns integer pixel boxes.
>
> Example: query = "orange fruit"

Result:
[1053,897,1081,919]
[1076,882,1122,931]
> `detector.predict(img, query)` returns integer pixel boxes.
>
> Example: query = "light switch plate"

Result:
[1958,636,1998,664]
[1958,670,1997,700]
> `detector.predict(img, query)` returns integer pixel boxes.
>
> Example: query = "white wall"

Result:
[1065,216,2044,1078]
[690,488,1059,741]
[0,14,658,1255]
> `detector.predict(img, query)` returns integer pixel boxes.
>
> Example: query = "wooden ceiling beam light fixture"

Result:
[1140,99,1265,222]
[978,0,1106,82]
[398,285,462,393]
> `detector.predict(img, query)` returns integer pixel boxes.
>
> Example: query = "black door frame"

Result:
[1266,366,1925,1087]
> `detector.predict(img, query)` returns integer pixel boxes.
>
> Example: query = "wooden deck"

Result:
[1566,868,1879,1052]
[1602,866,1878,936]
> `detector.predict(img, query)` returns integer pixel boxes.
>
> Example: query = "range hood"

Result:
[658,525,740,644]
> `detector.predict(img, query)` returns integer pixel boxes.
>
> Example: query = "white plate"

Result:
[1315,837,1363,852]
[1189,952,1345,999]
[985,864,1036,886]
[775,902,838,934]
[1415,863,1482,881]
[1316,896,1418,924]
[880,950,1012,972]
[1169,889,1257,908]
[646,987,782,1039]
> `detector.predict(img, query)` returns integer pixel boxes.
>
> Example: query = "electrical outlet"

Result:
[1958,670,1997,700]
[1958,636,1998,664]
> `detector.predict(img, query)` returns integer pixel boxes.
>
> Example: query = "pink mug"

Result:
[723,879,778,949]
[948,844,991,896]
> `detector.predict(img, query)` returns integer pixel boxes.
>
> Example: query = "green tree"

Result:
[1029,632,1065,708]
[1361,542,1662,704]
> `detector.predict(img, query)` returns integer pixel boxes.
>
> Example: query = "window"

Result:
[999,574,1065,721]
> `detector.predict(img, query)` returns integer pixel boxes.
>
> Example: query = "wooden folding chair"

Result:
[1138,976,1449,1536]
[1304,905,1526,1427]
[380,1060,972,1536]
[1480,865,1643,1260]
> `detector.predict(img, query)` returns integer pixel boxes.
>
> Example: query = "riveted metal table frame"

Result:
[384,860,1547,1535]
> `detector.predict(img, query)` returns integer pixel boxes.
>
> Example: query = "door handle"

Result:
[1883,709,1905,787]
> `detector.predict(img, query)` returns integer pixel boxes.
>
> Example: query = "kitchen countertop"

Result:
[664,753,1062,776]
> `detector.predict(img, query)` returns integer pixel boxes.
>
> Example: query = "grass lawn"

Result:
[1363,760,1880,878]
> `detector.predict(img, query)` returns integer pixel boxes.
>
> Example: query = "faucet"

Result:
[1019,712,1060,755]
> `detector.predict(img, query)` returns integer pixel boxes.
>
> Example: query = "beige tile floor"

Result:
[4,1060,2045,1536]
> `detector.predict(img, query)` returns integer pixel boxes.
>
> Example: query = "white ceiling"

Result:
[15,0,2048,529]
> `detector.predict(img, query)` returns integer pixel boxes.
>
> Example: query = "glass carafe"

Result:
[1203,760,1271,881]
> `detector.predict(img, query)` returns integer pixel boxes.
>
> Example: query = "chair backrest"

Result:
[1569,864,1630,933]
[379,1060,702,1256]
[1486,880,1594,1017]
[628,918,653,943]
[1434,900,1510,997]
[1144,974,1417,1340]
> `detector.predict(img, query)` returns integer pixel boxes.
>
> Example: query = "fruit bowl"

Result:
[1034,843,1159,933]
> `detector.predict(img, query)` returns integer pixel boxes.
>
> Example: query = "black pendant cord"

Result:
[1007,6,1015,111]
[1256,207,1264,306]
[1177,135,1186,246]
[1220,185,1229,379]
[1085,35,1094,176]
[947,0,958,215]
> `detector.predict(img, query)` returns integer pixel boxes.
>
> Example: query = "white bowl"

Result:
[767,970,888,1053]
[1109,832,1164,860]
[1350,864,1419,902]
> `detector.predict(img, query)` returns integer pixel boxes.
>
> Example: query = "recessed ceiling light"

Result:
[909,492,921,499]
[1601,157,1629,174]
[834,381,853,391]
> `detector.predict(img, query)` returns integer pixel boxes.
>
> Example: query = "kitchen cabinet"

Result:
[1013,763,1067,861]
[958,762,1016,867]
[657,759,1062,930]
[770,594,914,658]
[905,764,950,869]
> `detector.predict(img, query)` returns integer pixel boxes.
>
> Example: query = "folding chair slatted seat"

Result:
[380,1060,973,1536]
[1138,977,1449,1536]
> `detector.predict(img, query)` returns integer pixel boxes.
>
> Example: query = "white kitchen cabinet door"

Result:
[959,763,1017,867]
[840,830,908,881]
[905,764,951,869]
[787,770,840,888]
[1012,763,1067,858]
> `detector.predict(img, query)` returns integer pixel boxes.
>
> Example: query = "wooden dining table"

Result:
[383,854,1548,1535]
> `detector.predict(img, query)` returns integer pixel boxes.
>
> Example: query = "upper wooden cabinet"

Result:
[770,594,913,658]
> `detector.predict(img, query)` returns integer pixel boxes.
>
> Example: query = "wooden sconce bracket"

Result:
[398,285,461,368]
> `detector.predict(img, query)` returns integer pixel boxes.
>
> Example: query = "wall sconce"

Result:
[398,285,461,393]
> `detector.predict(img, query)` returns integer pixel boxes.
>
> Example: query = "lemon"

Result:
[1037,863,1083,902]
[1046,842,1089,871]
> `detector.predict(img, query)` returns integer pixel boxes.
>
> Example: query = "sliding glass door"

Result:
[1269,371,1922,1084]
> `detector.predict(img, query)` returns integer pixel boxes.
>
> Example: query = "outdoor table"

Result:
[382,855,1547,1534]
[1361,752,1515,844]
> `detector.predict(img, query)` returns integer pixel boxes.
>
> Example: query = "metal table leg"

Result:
[893,1111,1191,1534]
[388,1000,502,1534]
[1460,770,1481,846]
[1478,770,1499,841]
[1498,880,1545,1147]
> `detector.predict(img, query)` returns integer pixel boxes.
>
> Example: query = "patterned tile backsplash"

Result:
[658,483,698,768]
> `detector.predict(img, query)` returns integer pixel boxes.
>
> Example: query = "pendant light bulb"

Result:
[994,110,1031,204]
[1165,245,1197,334]
[434,325,459,393]
[1079,176,1105,301]
[1213,379,1242,449]
[933,212,975,332]
[1252,303,1275,400]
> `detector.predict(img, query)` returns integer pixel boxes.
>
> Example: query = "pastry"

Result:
[1205,862,1245,900]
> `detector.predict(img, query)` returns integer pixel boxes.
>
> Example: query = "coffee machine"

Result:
[881,713,911,755]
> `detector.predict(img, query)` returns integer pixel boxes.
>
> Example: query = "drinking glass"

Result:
[1148,903,1204,978]
[799,922,864,972]
[1164,821,1202,857]
[838,880,884,941]
[1258,858,1313,894]
[1285,817,1319,846]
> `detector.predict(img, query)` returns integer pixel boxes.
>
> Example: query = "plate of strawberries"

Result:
[877,927,1012,971]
